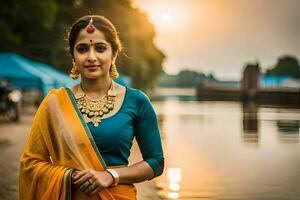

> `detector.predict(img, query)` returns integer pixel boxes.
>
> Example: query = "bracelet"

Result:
[106,168,119,186]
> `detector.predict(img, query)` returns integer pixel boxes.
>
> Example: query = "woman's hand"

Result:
[72,169,114,196]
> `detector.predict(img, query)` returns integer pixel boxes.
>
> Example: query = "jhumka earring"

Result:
[70,61,80,79]
[110,63,119,79]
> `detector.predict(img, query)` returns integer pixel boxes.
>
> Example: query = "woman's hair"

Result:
[68,15,122,58]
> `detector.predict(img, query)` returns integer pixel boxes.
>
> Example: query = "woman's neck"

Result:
[80,76,112,98]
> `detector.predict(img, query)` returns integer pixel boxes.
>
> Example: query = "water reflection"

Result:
[167,168,181,199]
[154,99,300,200]
[242,101,259,144]
[277,120,299,132]
[277,120,300,143]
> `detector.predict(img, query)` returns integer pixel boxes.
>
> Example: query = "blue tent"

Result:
[31,61,79,88]
[0,52,55,96]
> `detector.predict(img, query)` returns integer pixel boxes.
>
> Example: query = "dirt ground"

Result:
[0,111,161,200]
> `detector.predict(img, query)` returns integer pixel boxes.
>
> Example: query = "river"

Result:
[152,99,300,200]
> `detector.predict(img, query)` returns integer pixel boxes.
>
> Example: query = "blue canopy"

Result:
[31,61,79,88]
[0,52,55,96]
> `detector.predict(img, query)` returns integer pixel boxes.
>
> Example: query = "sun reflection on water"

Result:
[167,167,182,199]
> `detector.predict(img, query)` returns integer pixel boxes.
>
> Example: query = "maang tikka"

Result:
[86,17,95,33]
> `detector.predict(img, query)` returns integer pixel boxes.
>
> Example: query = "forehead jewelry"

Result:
[86,17,95,33]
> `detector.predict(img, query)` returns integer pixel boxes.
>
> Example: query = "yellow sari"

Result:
[19,87,136,200]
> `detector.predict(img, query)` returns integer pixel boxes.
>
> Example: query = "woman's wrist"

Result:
[105,168,120,186]
[101,170,114,187]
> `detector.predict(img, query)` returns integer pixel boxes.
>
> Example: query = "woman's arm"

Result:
[113,160,154,183]
[116,91,165,183]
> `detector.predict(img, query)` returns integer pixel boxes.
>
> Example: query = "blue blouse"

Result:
[86,87,164,177]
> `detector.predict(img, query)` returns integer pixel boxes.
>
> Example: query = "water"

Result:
[152,99,300,200]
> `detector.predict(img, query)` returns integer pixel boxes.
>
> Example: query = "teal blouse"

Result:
[86,87,164,177]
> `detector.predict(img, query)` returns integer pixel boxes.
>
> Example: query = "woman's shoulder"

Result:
[125,86,150,102]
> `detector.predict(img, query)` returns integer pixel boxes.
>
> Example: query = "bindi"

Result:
[89,40,93,47]
[86,17,95,33]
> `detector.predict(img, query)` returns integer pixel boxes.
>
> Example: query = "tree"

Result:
[266,55,300,78]
[158,69,212,88]
[0,0,58,58]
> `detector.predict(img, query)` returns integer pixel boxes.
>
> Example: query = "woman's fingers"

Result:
[74,171,94,188]
[73,170,88,180]
[76,176,93,190]
[78,180,92,192]
[89,185,102,196]
[71,170,79,182]
[82,180,101,195]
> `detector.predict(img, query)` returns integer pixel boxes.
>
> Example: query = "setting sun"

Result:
[160,13,172,23]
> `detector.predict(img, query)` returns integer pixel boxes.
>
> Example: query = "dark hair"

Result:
[68,15,122,58]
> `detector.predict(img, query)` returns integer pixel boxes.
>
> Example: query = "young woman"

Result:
[19,15,164,200]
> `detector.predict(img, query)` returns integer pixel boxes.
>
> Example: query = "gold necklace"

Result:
[75,82,116,127]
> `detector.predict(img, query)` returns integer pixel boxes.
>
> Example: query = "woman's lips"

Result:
[85,64,100,68]
[85,65,100,70]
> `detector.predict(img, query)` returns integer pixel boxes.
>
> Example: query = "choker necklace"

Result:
[75,81,116,127]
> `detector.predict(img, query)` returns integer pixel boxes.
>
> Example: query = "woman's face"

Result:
[73,28,114,80]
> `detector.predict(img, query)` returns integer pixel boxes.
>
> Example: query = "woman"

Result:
[19,15,164,200]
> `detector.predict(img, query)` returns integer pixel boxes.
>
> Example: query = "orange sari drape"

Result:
[19,88,136,200]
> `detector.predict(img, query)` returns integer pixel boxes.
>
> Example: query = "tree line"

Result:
[158,55,300,88]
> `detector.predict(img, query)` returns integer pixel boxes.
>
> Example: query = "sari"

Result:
[19,87,137,200]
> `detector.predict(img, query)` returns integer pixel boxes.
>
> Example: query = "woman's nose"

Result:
[87,48,97,63]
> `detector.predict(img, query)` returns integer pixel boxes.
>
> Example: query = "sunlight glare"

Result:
[161,13,172,23]
[167,192,179,199]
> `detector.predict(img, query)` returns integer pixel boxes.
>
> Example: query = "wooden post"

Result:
[241,63,260,99]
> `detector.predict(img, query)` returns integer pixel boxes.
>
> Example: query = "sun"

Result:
[160,13,172,23]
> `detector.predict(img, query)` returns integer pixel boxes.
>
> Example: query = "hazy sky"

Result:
[134,0,300,80]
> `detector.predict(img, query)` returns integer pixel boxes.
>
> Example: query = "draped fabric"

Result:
[19,88,136,200]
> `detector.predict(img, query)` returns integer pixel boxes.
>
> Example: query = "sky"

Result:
[133,0,300,80]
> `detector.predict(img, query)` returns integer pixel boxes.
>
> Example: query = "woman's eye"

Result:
[95,45,106,53]
[76,45,88,53]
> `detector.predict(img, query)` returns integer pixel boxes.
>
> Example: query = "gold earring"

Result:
[110,63,119,79]
[70,61,80,80]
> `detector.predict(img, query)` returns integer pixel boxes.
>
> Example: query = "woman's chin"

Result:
[83,72,105,79]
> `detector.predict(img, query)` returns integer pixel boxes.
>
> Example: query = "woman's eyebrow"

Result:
[94,42,108,46]
[75,42,107,46]
[75,43,88,47]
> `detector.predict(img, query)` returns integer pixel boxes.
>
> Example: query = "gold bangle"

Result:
[106,168,119,186]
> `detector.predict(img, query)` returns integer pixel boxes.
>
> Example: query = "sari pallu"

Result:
[19,88,137,200]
